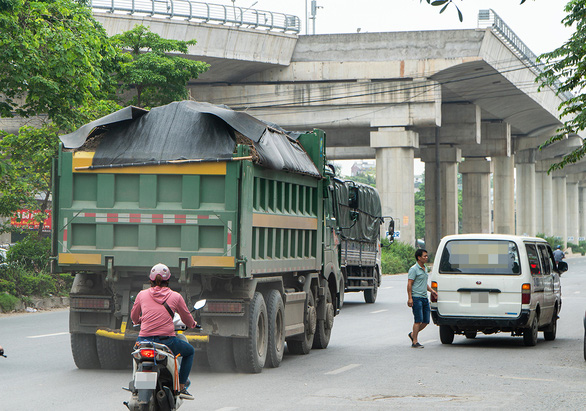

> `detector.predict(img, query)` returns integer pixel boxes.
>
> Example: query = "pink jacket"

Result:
[131,286,196,337]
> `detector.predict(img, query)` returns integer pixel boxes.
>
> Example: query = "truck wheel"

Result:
[439,325,454,344]
[544,311,557,341]
[313,286,334,349]
[287,290,316,355]
[338,278,345,310]
[207,336,235,372]
[523,316,539,346]
[265,290,285,368]
[70,333,101,369]
[96,336,133,369]
[364,268,379,303]
[233,292,268,373]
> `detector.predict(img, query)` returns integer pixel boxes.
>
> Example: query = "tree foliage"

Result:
[421,0,528,22]
[0,0,118,131]
[111,25,210,107]
[537,0,586,172]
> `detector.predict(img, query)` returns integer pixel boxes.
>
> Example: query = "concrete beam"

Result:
[326,146,375,160]
[370,128,419,149]
[418,103,480,146]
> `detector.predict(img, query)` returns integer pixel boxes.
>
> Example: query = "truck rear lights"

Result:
[70,297,111,310]
[521,283,531,304]
[430,281,438,302]
[206,301,244,314]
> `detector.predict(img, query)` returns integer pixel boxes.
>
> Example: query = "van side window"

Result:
[525,244,541,276]
[537,244,552,275]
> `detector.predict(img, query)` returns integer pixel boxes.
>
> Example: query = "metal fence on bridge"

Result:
[92,0,301,33]
[478,9,572,101]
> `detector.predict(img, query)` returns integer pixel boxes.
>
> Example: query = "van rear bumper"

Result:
[431,309,531,329]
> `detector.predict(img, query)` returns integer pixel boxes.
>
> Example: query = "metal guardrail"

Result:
[477,9,572,101]
[92,0,301,33]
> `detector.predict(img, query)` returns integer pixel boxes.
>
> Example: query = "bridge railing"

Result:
[92,0,301,33]
[478,9,572,101]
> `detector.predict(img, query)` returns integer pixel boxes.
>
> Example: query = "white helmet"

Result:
[149,263,171,281]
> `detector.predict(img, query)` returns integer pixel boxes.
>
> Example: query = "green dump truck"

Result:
[53,101,383,373]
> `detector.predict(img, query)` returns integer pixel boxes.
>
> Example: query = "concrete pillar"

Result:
[515,149,536,236]
[459,157,493,234]
[566,179,579,244]
[372,127,418,246]
[552,173,567,247]
[535,160,553,236]
[421,146,461,255]
[580,184,586,243]
[493,155,515,234]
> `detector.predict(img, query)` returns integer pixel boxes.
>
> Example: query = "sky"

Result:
[214,1,575,175]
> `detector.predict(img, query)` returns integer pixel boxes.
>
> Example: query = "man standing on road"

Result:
[553,245,565,270]
[407,249,437,348]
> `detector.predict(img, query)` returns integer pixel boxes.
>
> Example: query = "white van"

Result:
[430,234,562,346]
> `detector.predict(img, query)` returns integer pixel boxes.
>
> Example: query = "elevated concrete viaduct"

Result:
[2,4,583,254]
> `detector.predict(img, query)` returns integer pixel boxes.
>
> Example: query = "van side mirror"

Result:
[349,210,359,222]
[348,186,359,209]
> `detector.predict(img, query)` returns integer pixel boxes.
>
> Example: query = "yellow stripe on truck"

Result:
[96,329,126,340]
[191,256,235,268]
[59,253,102,265]
[72,152,226,175]
[252,213,318,230]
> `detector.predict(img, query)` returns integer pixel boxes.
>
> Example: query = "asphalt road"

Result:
[1,258,586,410]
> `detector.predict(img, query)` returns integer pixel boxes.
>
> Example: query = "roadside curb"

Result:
[0,296,69,313]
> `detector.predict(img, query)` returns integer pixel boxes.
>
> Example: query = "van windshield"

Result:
[438,240,521,275]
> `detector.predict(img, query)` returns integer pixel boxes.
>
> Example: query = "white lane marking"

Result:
[27,332,69,339]
[421,339,437,344]
[497,375,555,382]
[215,408,239,411]
[383,286,394,289]
[325,363,361,375]
[574,291,580,294]
[370,309,388,314]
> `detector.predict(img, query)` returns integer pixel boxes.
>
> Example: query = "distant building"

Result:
[351,161,375,176]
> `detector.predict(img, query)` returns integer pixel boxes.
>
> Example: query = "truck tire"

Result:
[439,325,454,344]
[364,268,379,303]
[287,290,316,355]
[313,286,334,349]
[338,278,345,310]
[233,292,268,373]
[523,316,539,346]
[265,290,285,368]
[70,333,101,369]
[96,335,133,369]
[207,336,235,372]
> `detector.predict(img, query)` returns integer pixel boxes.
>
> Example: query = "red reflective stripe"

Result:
[85,213,96,218]
[152,214,164,223]
[63,228,68,241]
[198,215,209,219]
[175,215,186,224]
[130,213,141,223]
[227,232,232,245]
[107,213,118,223]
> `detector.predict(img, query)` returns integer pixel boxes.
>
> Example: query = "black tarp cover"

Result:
[334,178,382,242]
[59,101,320,177]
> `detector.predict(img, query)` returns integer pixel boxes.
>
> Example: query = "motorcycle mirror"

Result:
[193,299,206,310]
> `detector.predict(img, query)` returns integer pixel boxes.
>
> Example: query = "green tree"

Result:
[538,0,586,171]
[348,170,376,187]
[414,182,425,240]
[111,25,210,108]
[0,0,118,131]
[421,0,528,22]
[0,124,59,235]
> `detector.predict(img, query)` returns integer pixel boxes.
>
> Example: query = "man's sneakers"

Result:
[179,388,194,400]
[408,332,413,343]
[411,342,424,348]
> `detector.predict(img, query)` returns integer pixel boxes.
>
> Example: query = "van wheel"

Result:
[439,325,454,344]
[464,331,477,339]
[544,312,557,341]
[523,316,539,346]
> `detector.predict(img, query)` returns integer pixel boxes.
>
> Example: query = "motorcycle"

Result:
[0,345,5,358]
[123,299,206,411]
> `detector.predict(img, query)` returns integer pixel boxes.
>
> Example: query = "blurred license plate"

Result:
[135,372,157,389]
[471,292,488,304]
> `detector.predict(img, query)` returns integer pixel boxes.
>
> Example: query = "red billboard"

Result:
[11,209,52,231]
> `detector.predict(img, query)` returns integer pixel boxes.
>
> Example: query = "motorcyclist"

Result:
[131,263,196,400]
[0,344,5,357]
